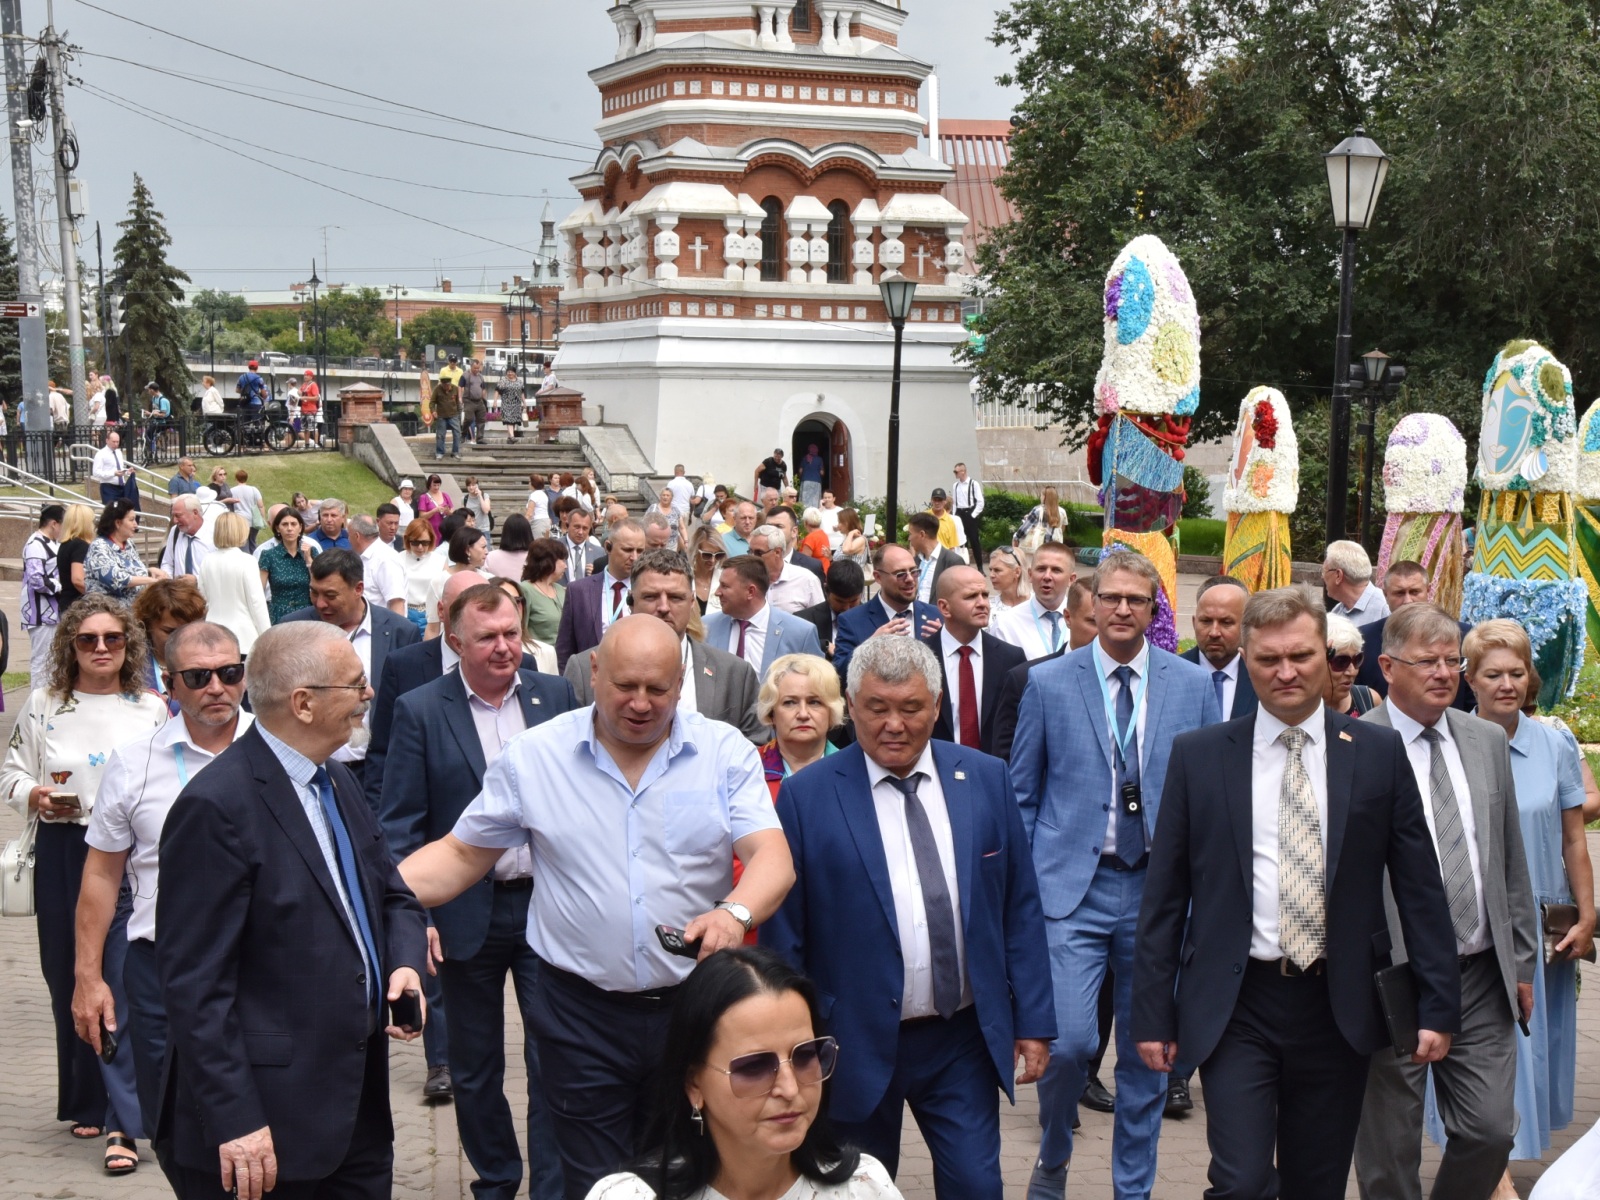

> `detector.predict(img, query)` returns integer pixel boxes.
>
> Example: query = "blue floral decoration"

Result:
[1584,416,1600,453]
[1114,257,1155,345]
[1175,384,1200,415]
[1460,574,1588,697]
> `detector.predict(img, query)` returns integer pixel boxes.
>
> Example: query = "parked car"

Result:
[260,351,291,367]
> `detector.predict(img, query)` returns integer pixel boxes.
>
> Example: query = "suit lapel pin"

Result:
[954,770,966,781]
[1339,730,1353,741]
[704,667,714,676]
[531,697,541,705]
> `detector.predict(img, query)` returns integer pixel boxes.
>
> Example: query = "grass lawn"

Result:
[190,452,396,516]
[1176,518,1226,557]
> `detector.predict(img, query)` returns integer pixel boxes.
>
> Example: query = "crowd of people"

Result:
[5,458,1599,1200]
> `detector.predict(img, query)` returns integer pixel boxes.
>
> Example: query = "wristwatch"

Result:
[715,900,753,932]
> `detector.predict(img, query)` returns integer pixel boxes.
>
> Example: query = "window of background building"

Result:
[759,197,785,281]
[826,200,850,283]
[792,0,812,31]
[481,320,494,341]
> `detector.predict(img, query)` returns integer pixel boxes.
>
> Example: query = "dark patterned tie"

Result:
[1111,665,1144,864]
[1420,727,1480,944]
[888,772,961,1018]
[1277,727,1326,968]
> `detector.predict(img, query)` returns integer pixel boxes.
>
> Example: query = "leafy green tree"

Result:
[0,213,21,408]
[110,174,192,401]
[404,308,475,362]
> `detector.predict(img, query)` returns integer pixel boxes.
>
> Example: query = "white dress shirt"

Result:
[768,560,824,614]
[864,744,972,1017]
[939,628,984,741]
[159,524,215,578]
[677,636,698,715]
[1388,704,1489,954]
[86,713,254,942]
[1333,582,1391,628]
[463,673,532,880]
[915,553,939,604]
[1211,652,1241,719]
[359,540,407,609]
[875,593,915,633]
[1249,704,1330,960]
[1094,639,1150,857]
[952,476,984,516]
[331,606,374,764]
[452,708,780,991]
[91,443,129,485]
[725,603,771,673]
[993,596,1067,660]
[600,569,632,632]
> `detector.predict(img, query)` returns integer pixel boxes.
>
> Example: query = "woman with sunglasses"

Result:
[588,946,897,1200]
[690,525,728,615]
[1,595,168,1174]
[986,546,1030,611]
[400,518,444,634]
[1324,611,1379,716]
[84,500,167,602]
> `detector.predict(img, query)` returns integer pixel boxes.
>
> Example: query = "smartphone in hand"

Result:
[388,990,423,1033]
[655,925,702,959]
[99,1018,119,1064]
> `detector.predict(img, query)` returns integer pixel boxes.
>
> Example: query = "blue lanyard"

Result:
[1092,654,1147,764]
[172,742,190,789]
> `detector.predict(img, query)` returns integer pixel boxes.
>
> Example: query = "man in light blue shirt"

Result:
[401,614,794,1199]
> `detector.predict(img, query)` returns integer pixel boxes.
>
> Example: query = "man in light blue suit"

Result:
[704,553,824,680]
[763,634,1056,1199]
[1010,550,1220,1200]
[832,542,943,684]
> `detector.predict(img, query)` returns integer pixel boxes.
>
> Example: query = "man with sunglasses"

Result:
[74,622,252,1190]
[831,542,942,685]
[1009,550,1220,1200]
[1354,560,1474,711]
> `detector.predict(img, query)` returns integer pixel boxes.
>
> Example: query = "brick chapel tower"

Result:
[554,0,979,501]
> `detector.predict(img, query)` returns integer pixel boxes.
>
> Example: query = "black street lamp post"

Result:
[1353,348,1408,553]
[878,272,917,541]
[308,259,324,418]
[1323,128,1391,550]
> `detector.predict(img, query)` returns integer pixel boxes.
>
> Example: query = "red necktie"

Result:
[957,645,980,747]
[612,580,625,620]
[735,619,749,659]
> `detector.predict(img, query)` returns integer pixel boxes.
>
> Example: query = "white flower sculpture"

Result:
[1577,404,1600,500]
[1477,340,1576,494]
[1223,387,1298,514]
[1381,414,1467,514]
[1094,234,1201,418]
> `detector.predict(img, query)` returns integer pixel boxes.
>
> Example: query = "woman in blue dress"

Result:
[1458,619,1595,1196]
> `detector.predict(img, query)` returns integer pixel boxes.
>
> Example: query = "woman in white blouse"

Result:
[1,596,167,1171]
[586,947,901,1200]
[197,513,271,654]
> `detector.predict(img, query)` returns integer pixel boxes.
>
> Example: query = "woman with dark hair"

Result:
[417,473,454,541]
[518,538,567,644]
[424,524,488,637]
[84,500,167,600]
[485,513,534,580]
[588,946,897,1200]
[258,506,319,624]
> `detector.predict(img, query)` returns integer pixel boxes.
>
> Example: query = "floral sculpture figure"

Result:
[1086,234,1200,651]
[1573,404,1600,651]
[1462,340,1587,706]
[1375,414,1468,618]
[1222,386,1297,590]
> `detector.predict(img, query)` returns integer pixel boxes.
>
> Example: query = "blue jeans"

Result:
[1036,862,1166,1198]
[434,417,460,457]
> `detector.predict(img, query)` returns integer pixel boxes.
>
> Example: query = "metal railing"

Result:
[0,455,170,535]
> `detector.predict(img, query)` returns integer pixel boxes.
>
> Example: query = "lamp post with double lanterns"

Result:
[878,271,917,541]
[502,287,543,386]
[1323,127,1391,549]
[307,259,325,415]
[1354,348,1407,553]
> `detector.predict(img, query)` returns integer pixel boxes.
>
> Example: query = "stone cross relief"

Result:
[912,244,932,278]
[689,236,709,271]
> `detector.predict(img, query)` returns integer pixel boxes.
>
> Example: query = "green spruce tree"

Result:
[111,174,191,403]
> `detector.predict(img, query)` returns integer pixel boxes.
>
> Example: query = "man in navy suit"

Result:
[1354,561,1474,711]
[1009,550,1221,1199]
[554,519,646,672]
[704,553,824,679]
[923,565,1026,756]
[1133,587,1460,1199]
[156,623,429,1200]
[832,543,942,684]
[281,548,421,788]
[1179,574,1259,721]
[763,634,1055,1199]
[380,585,575,1200]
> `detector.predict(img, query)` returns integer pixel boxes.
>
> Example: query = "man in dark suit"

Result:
[763,506,825,586]
[763,634,1055,1198]
[1179,574,1259,720]
[381,585,575,1200]
[1132,587,1460,1200]
[990,578,1097,762]
[1354,561,1474,711]
[156,623,429,1200]
[554,518,646,672]
[566,550,764,742]
[796,559,865,658]
[922,565,1026,756]
[281,548,421,787]
[906,512,966,605]
[832,543,942,684]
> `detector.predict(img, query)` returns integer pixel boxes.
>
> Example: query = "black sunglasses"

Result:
[168,662,247,689]
[1327,650,1364,673]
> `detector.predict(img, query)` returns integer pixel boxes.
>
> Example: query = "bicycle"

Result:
[203,403,295,456]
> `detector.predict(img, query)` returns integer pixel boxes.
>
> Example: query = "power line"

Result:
[68,0,599,153]
[74,50,595,165]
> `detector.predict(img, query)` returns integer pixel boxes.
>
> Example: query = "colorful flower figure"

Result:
[1374,414,1468,618]
[1087,235,1199,642]
[1462,340,1587,706]
[1572,403,1600,653]
[1222,386,1297,591]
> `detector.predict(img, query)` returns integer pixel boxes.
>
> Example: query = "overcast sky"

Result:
[4,0,1020,297]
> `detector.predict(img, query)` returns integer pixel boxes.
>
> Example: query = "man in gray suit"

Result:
[564,550,764,743]
[1354,602,1536,1200]
[704,554,825,682]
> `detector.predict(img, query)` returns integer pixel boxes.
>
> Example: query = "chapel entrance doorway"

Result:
[791,416,852,505]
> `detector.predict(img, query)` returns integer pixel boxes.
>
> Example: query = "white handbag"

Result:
[1,816,38,918]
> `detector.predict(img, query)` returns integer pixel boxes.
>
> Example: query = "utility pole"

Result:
[43,0,85,423]
[94,218,107,380]
[2,0,49,442]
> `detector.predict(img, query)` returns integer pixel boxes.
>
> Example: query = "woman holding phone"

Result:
[1,595,167,1174]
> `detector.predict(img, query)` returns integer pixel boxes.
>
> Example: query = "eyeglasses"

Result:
[302,678,371,693]
[75,632,126,651]
[1389,654,1466,675]
[170,662,247,689]
[1327,651,1364,673]
[406,539,433,548]
[707,1036,839,1099]
[1095,592,1154,611]
[887,568,918,581]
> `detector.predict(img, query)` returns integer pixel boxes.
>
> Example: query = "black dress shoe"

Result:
[1081,1075,1115,1113]
[424,1064,454,1101]
[1165,1076,1193,1117]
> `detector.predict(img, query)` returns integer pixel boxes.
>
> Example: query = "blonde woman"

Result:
[1014,486,1066,551]
[756,654,846,794]
[198,513,271,653]
[987,546,1031,610]
[56,504,96,609]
